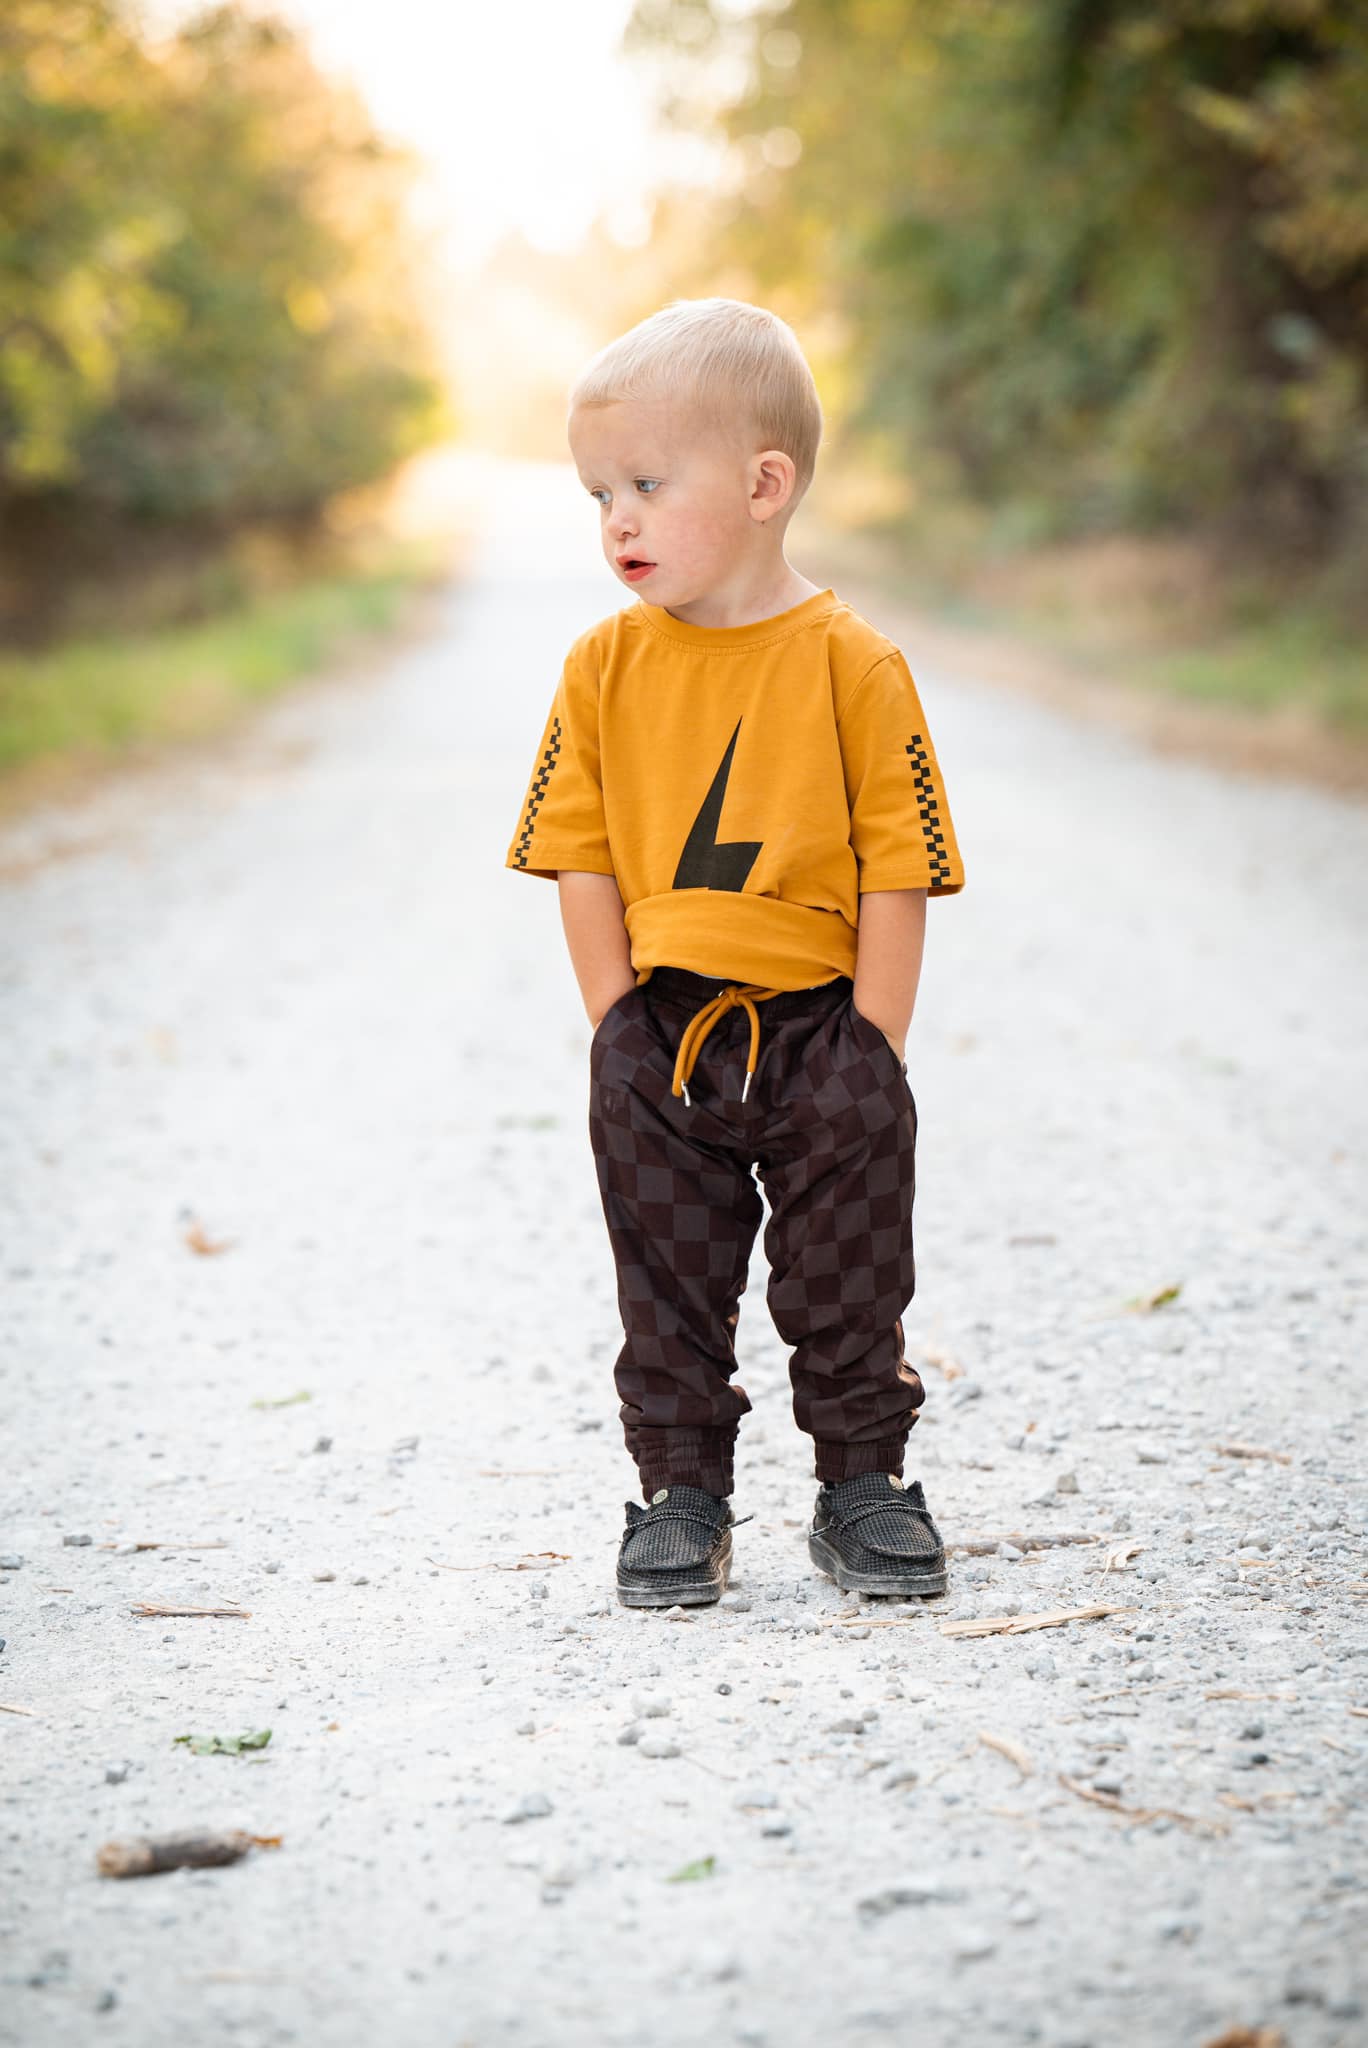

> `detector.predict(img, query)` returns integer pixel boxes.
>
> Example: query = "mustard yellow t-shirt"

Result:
[504,585,964,990]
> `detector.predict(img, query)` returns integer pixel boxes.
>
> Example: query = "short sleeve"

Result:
[504,644,614,881]
[839,649,965,895]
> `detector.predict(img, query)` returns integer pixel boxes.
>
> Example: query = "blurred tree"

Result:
[0,0,451,528]
[625,0,1368,568]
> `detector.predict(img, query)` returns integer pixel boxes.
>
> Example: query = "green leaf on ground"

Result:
[665,1855,716,1883]
[1126,1283,1182,1312]
[249,1390,312,1409]
[174,1729,273,1756]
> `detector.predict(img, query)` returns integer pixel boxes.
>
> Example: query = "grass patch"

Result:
[0,537,448,779]
[1138,610,1368,732]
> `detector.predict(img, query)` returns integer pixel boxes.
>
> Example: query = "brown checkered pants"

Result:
[588,966,924,1500]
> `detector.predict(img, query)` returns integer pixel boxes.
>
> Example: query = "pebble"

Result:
[516,1720,536,1737]
[62,1533,92,1547]
[311,1570,336,1583]
[953,1927,997,1962]
[0,1555,23,1571]
[351,1574,369,1587]
[721,1591,752,1612]
[617,1724,642,1747]
[502,1792,553,1824]
[104,1762,130,1785]
[1136,1449,1169,1465]
[996,1542,1024,1561]
[634,1692,671,1719]
[636,1732,682,1760]
[1056,1470,1080,1494]
[857,1876,966,1919]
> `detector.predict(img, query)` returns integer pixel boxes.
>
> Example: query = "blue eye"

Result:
[635,478,660,494]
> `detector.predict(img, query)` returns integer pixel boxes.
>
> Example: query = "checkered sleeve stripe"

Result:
[904,732,954,890]
[511,716,563,870]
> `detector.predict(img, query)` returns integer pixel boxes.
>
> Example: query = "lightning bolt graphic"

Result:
[672,718,762,892]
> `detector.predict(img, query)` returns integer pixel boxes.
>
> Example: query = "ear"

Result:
[748,448,797,524]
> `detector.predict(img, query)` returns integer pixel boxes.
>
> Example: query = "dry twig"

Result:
[949,1531,1103,1556]
[978,1731,1033,1777]
[1212,1443,1291,1466]
[941,1602,1135,1640]
[0,1703,37,1718]
[1057,1772,1227,1837]
[97,1829,280,1878]
[425,1553,570,1574]
[129,1602,249,1620]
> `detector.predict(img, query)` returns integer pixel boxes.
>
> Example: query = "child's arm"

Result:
[852,887,928,1061]
[558,871,636,1029]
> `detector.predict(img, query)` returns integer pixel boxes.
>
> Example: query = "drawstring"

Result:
[670,982,785,1106]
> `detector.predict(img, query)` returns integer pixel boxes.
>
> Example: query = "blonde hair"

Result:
[569,297,823,502]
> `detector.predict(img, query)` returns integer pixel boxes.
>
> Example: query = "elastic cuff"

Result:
[629,1425,736,1501]
[813,1434,909,1484]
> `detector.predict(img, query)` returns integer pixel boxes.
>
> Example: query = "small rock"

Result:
[95,1989,118,2013]
[953,1927,996,1962]
[857,1876,965,1919]
[1055,1471,1080,1495]
[1240,1721,1265,1741]
[311,1570,336,1583]
[996,1542,1024,1561]
[502,1792,553,1824]
[1007,1901,1038,1927]
[392,1435,420,1455]
[634,1692,671,1719]
[1136,1448,1168,1465]
[760,1817,792,1838]
[262,1561,281,1574]
[63,1534,92,1547]
[516,1719,536,1736]
[720,1591,752,1613]
[716,1682,733,1696]
[637,1732,682,1760]
[104,1762,130,1785]
[0,1555,24,1571]
[351,1574,369,1586]
[883,1767,919,1792]
[312,1436,333,1454]
[827,1716,868,1735]
[735,1788,778,1810]
[616,1724,642,1746]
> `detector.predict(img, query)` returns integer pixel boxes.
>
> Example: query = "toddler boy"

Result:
[505,298,965,1608]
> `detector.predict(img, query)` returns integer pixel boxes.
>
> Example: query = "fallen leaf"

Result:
[174,1728,272,1756]
[1199,2027,1286,2048]
[249,1391,312,1411]
[1105,1540,1146,1572]
[665,1856,716,1883]
[940,1602,1135,1639]
[185,1220,234,1257]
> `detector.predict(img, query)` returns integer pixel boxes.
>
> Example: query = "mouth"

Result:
[617,557,656,582]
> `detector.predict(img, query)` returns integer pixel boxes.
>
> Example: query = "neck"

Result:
[659,563,826,632]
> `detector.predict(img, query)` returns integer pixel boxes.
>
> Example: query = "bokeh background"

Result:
[3,0,1366,786]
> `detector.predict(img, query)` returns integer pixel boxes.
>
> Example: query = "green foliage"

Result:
[0,544,438,774]
[626,0,1368,569]
[174,1729,272,1755]
[0,1,451,524]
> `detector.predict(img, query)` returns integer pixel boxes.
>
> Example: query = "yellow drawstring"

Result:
[670,983,785,1106]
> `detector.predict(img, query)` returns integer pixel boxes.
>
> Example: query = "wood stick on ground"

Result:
[102,1539,229,1552]
[97,1829,281,1878]
[0,1703,37,1717]
[1347,1705,1368,1720]
[129,1603,250,1620]
[1204,1689,1298,1702]
[1212,1442,1292,1465]
[948,1531,1103,1555]
[1056,1772,1227,1837]
[941,1602,1136,1639]
[978,1731,1034,1776]
[425,1553,570,1574]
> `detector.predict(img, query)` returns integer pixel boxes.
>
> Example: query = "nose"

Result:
[608,501,638,541]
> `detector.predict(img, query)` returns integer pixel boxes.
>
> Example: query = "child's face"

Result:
[569,396,767,607]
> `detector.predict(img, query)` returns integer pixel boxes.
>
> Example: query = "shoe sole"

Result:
[808,1529,947,1598]
[616,1534,733,1608]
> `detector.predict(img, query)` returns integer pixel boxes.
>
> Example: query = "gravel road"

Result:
[2,455,1366,2048]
